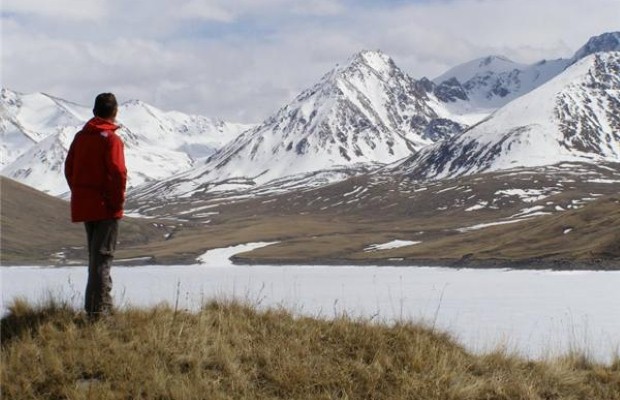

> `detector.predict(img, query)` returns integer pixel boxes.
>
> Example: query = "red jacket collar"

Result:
[84,117,119,133]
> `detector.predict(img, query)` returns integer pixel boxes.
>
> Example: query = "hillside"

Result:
[2,300,619,399]
[0,177,170,265]
[1,177,83,263]
[3,158,619,268]
[121,162,620,268]
[351,194,620,268]
[224,173,620,269]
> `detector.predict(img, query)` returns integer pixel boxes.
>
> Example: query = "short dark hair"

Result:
[93,93,118,119]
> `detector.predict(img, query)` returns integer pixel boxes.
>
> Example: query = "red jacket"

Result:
[65,117,127,222]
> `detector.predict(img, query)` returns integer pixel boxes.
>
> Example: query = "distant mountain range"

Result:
[2,31,620,268]
[134,32,620,198]
[397,51,620,179]
[0,89,252,195]
[2,31,619,198]
[430,31,620,110]
[431,55,569,109]
[137,50,475,197]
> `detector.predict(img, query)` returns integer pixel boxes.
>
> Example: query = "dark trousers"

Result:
[84,219,119,317]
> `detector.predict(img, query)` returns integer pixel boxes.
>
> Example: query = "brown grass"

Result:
[368,195,620,263]
[2,300,619,399]
[1,177,171,265]
[3,170,620,267]
[226,196,620,268]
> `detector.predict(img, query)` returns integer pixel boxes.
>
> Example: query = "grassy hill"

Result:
[0,177,169,265]
[2,300,619,399]
[124,162,620,268]
[233,195,620,269]
[1,177,83,264]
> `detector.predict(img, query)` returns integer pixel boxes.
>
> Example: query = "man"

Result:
[65,93,127,319]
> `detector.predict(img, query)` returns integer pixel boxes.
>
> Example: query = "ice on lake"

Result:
[2,243,619,363]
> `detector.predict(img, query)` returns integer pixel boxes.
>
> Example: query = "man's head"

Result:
[93,93,118,121]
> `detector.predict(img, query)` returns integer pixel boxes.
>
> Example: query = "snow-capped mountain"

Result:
[570,31,620,63]
[0,88,253,195]
[5,32,618,198]
[397,51,620,179]
[431,32,620,111]
[117,100,246,161]
[138,50,466,197]
[433,55,570,109]
[0,89,90,167]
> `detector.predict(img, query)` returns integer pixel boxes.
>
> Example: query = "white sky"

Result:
[2,0,619,123]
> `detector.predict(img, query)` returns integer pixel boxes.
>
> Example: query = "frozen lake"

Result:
[2,243,619,363]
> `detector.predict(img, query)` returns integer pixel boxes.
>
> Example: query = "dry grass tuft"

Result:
[2,300,619,399]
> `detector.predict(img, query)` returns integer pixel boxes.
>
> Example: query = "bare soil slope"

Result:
[1,177,170,265]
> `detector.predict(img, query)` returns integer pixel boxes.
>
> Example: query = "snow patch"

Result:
[364,240,422,251]
[495,189,558,203]
[587,178,620,184]
[197,242,279,266]
[465,201,488,211]
[456,218,531,232]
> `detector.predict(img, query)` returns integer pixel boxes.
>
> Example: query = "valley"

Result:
[1,32,619,269]
[3,160,618,269]
[123,161,620,268]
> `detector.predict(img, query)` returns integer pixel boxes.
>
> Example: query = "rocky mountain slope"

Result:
[0,89,89,167]
[133,50,469,198]
[6,33,618,199]
[433,55,569,109]
[431,31,620,110]
[131,33,620,201]
[570,31,620,63]
[397,51,620,180]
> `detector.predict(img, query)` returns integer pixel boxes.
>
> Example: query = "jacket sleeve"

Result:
[104,133,128,212]
[64,139,76,190]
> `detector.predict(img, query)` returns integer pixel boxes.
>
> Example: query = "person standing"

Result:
[65,93,127,319]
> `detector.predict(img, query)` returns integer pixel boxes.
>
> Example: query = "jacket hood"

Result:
[83,117,119,133]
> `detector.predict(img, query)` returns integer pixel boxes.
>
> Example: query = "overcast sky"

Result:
[2,0,618,123]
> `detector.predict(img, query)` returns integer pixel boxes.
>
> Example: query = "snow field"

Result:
[2,243,620,363]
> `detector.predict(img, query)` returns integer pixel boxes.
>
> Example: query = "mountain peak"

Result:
[121,99,149,108]
[350,49,391,65]
[434,54,524,85]
[479,55,514,67]
[572,31,620,62]
[339,50,396,78]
